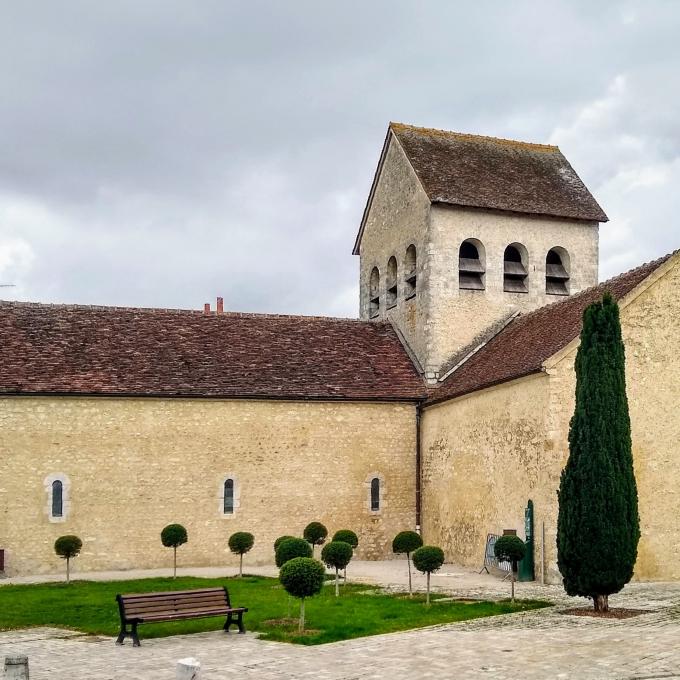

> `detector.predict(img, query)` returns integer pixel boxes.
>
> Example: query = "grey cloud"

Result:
[0,1,679,314]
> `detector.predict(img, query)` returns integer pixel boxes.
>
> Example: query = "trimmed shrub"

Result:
[331,529,359,582]
[274,535,296,551]
[54,535,82,584]
[303,522,328,554]
[494,535,527,602]
[275,537,312,568]
[321,541,353,596]
[392,530,423,596]
[279,557,325,633]
[332,529,358,548]
[228,531,255,577]
[412,545,445,605]
[161,523,188,579]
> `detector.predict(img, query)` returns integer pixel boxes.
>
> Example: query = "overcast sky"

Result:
[1,1,679,317]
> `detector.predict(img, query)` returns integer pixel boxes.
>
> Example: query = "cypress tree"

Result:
[557,292,640,612]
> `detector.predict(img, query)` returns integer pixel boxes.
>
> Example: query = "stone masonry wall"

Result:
[0,397,417,577]
[427,205,599,376]
[359,134,431,369]
[420,374,562,581]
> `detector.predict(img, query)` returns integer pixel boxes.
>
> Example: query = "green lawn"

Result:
[0,576,550,645]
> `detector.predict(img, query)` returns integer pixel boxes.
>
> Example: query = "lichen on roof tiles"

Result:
[389,122,608,222]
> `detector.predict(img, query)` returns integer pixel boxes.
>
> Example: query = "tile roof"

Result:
[390,122,608,222]
[0,303,426,401]
[427,253,676,406]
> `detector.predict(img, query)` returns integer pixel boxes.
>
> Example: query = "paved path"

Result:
[2,562,679,679]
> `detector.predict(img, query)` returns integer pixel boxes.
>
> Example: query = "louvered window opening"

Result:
[404,245,417,299]
[546,249,569,295]
[459,241,485,290]
[386,257,398,309]
[52,480,63,518]
[369,268,380,318]
[503,246,528,293]
[224,479,234,514]
[370,478,380,512]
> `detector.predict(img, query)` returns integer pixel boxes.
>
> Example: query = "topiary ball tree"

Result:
[494,535,526,602]
[279,557,326,633]
[321,541,353,596]
[332,530,358,548]
[54,535,82,584]
[303,522,328,555]
[161,523,188,579]
[274,535,296,552]
[392,530,423,596]
[557,292,639,613]
[332,529,359,582]
[228,532,254,578]
[412,545,445,605]
[275,537,312,568]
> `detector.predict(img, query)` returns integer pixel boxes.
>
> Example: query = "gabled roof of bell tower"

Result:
[353,122,608,255]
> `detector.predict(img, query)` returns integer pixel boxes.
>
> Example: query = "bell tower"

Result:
[354,123,606,383]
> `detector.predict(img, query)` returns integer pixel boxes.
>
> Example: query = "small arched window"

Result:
[386,257,398,308]
[51,480,63,518]
[44,473,69,522]
[546,248,570,295]
[404,245,417,299]
[503,243,529,293]
[223,479,234,515]
[459,239,486,290]
[369,267,380,318]
[370,477,380,512]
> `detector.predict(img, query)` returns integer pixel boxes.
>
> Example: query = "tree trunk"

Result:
[239,553,243,578]
[66,557,70,584]
[335,567,339,597]
[173,547,177,579]
[426,572,430,606]
[593,594,609,612]
[511,569,515,602]
[299,598,305,633]
[287,596,291,619]
[407,553,413,597]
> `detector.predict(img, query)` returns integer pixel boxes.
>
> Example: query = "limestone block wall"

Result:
[0,397,417,577]
[420,374,564,582]
[427,205,599,376]
[358,134,431,368]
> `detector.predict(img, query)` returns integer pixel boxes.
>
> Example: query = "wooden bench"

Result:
[115,587,247,646]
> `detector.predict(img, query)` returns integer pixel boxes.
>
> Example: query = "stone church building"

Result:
[1,123,678,583]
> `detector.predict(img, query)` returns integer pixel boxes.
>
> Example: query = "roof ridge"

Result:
[389,121,559,153]
[0,299,369,324]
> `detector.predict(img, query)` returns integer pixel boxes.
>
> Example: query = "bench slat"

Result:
[120,587,226,600]
[137,608,247,622]
[123,595,228,611]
